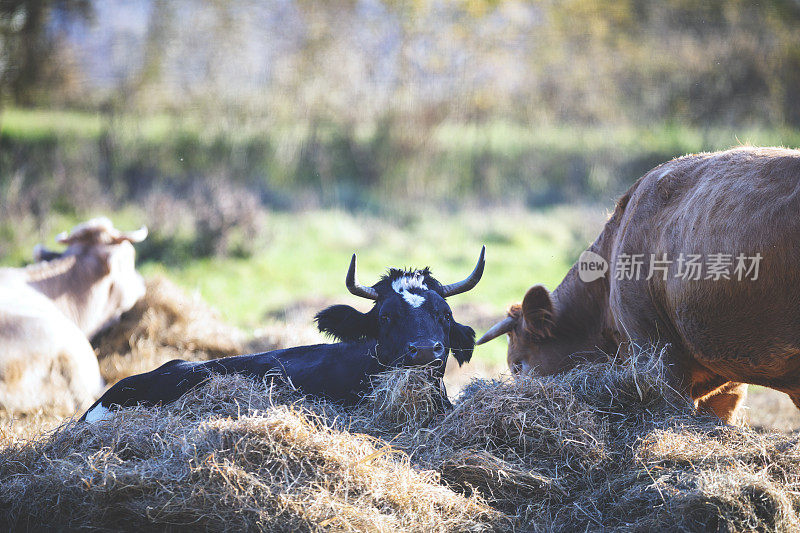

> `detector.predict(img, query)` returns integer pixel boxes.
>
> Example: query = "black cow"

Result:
[80,248,485,422]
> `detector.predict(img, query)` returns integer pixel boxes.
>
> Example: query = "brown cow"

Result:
[0,218,147,414]
[478,147,800,422]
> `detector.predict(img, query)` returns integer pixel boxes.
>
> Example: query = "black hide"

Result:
[80,262,480,422]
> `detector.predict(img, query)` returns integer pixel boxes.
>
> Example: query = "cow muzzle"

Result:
[407,342,446,367]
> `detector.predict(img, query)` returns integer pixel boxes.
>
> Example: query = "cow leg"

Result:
[695,381,748,424]
[657,346,746,423]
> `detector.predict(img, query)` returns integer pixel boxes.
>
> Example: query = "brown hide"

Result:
[481,147,800,422]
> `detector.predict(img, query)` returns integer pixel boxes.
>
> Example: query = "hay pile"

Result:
[0,375,496,532]
[93,276,325,385]
[93,277,247,384]
[2,350,800,531]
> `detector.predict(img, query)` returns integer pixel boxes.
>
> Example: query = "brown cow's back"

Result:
[480,147,800,421]
[611,147,800,399]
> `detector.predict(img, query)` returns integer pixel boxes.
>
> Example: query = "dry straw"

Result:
[93,276,315,386]
[3,282,800,531]
[93,277,249,384]
[0,374,496,532]
[3,351,800,531]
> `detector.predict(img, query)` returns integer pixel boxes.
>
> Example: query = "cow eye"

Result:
[380,315,391,324]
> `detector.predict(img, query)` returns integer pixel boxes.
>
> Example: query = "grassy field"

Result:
[3,204,800,434]
[6,107,800,152]
[4,107,800,216]
[3,202,800,530]
[2,205,607,366]
[140,207,604,326]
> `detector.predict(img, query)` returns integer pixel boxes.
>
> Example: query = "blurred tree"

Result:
[3,0,800,127]
[0,0,92,106]
[537,0,800,126]
[131,0,172,100]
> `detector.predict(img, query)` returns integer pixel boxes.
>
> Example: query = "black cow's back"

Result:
[80,340,381,421]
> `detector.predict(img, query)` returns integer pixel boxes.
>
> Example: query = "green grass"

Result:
[141,207,594,313]
[435,120,800,160]
[6,106,800,208]
[148,205,605,364]
[3,206,605,366]
[5,107,800,223]
[1,108,203,143]
[1,108,106,141]
[7,107,800,153]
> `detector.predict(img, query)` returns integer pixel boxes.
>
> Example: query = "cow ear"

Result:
[449,321,476,366]
[522,285,554,339]
[33,244,63,262]
[315,305,377,342]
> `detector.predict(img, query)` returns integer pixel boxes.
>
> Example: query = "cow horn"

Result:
[346,254,379,300]
[476,316,516,345]
[118,226,148,244]
[439,245,486,298]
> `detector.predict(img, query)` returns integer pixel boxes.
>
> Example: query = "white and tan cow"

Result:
[0,218,147,414]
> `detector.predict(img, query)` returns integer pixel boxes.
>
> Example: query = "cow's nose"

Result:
[433,342,445,357]
[407,343,441,366]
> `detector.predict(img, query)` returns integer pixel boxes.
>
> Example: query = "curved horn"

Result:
[115,226,148,244]
[439,245,486,298]
[476,316,516,345]
[346,254,379,300]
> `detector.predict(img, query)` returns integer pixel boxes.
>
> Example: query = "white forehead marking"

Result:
[84,403,114,423]
[392,276,428,293]
[403,292,426,308]
[392,275,428,308]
